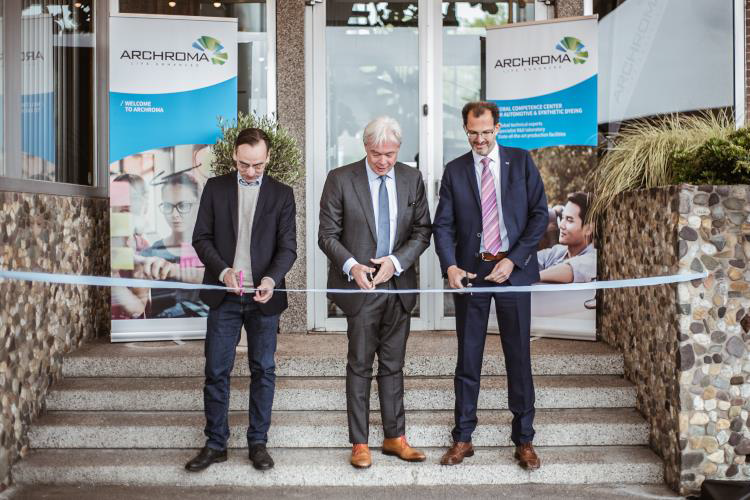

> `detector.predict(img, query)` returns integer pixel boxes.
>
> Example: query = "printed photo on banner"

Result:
[485,16,598,340]
[109,144,214,320]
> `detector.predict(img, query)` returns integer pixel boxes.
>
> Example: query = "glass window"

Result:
[119,0,270,116]
[595,0,734,134]
[325,1,419,172]
[17,1,95,184]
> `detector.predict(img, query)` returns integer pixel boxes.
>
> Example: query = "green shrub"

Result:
[588,111,735,223]
[211,112,302,185]
[671,128,750,185]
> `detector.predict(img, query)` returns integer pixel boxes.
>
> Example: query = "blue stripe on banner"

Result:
[0,270,707,294]
[23,92,56,165]
[109,77,237,163]
[492,74,598,150]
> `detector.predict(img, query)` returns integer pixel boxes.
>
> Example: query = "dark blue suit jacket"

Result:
[433,146,548,286]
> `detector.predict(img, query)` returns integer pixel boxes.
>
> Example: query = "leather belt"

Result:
[480,251,508,262]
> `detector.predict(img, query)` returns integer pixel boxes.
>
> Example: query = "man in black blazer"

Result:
[433,102,548,470]
[186,128,297,472]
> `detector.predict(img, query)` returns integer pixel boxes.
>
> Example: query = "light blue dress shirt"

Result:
[342,162,403,278]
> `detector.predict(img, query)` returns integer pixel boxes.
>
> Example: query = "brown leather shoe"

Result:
[350,443,372,468]
[514,442,540,470]
[382,435,426,462]
[440,441,474,465]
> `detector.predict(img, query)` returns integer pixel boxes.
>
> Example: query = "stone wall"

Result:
[555,0,584,18]
[0,191,110,490]
[599,185,750,495]
[599,186,682,489]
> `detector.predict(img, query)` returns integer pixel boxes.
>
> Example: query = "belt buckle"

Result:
[480,252,493,262]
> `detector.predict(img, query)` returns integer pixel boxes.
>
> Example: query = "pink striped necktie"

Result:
[480,156,502,255]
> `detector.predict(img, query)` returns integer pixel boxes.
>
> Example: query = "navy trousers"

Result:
[203,294,279,450]
[452,259,535,445]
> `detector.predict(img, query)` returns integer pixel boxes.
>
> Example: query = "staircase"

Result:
[13,333,665,488]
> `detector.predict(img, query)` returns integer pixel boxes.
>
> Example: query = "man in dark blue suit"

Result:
[433,102,548,469]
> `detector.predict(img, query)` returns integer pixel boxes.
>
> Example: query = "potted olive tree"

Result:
[211,112,302,184]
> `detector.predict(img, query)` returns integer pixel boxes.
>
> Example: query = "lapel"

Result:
[394,163,409,242]
[464,152,481,211]
[250,175,270,239]
[228,174,239,240]
[498,145,510,201]
[351,160,378,243]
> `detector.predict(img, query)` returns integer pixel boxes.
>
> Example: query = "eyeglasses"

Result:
[237,159,268,171]
[465,130,497,140]
[158,201,195,215]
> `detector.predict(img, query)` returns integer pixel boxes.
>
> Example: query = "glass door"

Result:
[307,0,544,331]
[308,0,425,331]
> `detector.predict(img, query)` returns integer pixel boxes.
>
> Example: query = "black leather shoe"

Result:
[185,446,227,472]
[248,443,274,470]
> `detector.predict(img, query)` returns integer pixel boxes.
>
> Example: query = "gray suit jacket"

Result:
[318,159,432,317]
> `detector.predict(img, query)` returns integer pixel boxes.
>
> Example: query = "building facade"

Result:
[0,0,746,491]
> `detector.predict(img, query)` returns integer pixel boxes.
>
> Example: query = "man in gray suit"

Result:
[318,116,432,469]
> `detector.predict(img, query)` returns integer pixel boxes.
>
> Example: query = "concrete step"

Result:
[45,375,635,411]
[62,334,623,378]
[2,483,683,500]
[13,446,664,487]
[28,408,649,449]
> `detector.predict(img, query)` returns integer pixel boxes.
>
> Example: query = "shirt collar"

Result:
[237,171,263,187]
[565,243,595,260]
[365,161,394,182]
[472,143,500,170]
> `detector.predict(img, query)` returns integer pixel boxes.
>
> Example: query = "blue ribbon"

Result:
[0,269,708,294]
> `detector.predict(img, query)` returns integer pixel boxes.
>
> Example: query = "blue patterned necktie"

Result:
[238,177,259,187]
[376,175,390,258]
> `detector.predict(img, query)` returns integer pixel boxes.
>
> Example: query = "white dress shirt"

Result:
[342,162,403,278]
[472,145,509,253]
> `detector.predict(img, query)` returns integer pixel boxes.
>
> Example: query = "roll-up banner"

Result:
[109,14,237,342]
[486,16,598,340]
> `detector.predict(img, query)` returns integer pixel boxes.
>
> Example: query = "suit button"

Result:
[474,253,479,257]
[477,232,481,238]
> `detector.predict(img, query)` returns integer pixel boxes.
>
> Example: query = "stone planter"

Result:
[599,184,750,495]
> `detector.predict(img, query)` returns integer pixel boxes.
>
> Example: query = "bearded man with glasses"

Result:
[433,101,548,470]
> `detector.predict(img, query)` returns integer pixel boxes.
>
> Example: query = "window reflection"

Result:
[21,1,95,185]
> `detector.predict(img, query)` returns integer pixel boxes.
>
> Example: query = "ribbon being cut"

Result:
[0,269,708,294]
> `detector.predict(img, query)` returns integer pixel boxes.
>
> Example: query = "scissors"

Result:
[367,263,382,284]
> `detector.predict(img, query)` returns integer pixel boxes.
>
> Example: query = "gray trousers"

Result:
[345,287,410,444]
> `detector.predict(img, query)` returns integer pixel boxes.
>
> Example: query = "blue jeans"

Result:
[203,294,279,450]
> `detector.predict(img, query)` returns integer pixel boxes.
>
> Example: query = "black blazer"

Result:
[433,146,548,286]
[192,172,297,315]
